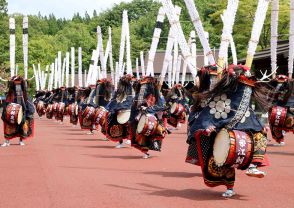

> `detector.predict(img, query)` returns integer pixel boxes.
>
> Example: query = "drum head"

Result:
[170,103,177,114]
[17,106,23,125]
[213,129,231,166]
[75,105,79,115]
[117,110,131,124]
[137,114,146,134]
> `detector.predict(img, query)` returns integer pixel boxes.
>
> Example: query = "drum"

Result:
[36,101,46,115]
[117,109,131,124]
[46,104,54,119]
[57,102,65,115]
[170,103,185,116]
[270,106,287,127]
[213,128,253,170]
[270,106,293,130]
[5,103,23,125]
[68,104,79,116]
[53,103,59,114]
[137,114,158,136]
[94,107,108,126]
[82,106,96,122]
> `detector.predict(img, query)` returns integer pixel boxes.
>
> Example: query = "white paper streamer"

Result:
[146,7,165,76]
[245,0,270,68]
[140,51,145,76]
[71,47,75,87]
[78,47,83,87]
[160,6,181,86]
[168,57,173,87]
[61,58,66,87]
[66,52,70,88]
[33,64,40,91]
[54,58,58,89]
[218,0,239,69]
[172,39,178,85]
[183,0,216,65]
[176,55,182,84]
[124,11,132,75]
[58,52,62,87]
[23,16,29,79]
[288,0,294,78]
[230,35,238,65]
[160,0,197,78]
[136,58,140,79]
[97,26,106,78]
[115,62,119,90]
[9,18,15,78]
[271,0,279,77]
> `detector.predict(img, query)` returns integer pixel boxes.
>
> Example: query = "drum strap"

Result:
[15,84,26,111]
[87,89,95,105]
[226,86,252,129]
[95,85,100,106]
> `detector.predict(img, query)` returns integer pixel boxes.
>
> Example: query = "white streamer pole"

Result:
[9,18,15,78]
[97,26,106,78]
[271,0,279,78]
[204,32,209,66]
[124,11,132,75]
[61,58,66,87]
[136,58,140,79]
[118,11,127,76]
[78,47,83,87]
[48,63,54,91]
[160,0,197,78]
[15,65,18,76]
[58,52,62,87]
[289,0,294,78]
[108,27,115,82]
[190,31,197,69]
[38,63,42,89]
[168,57,173,88]
[115,62,119,90]
[84,70,87,87]
[245,0,270,69]
[230,35,238,65]
[71,47,75,87]
[54,58,58,89]
[160,6,181,87]
[172,40,178,86]
[218,0,240,73]
[33,64,40,91]
[66,52,70,88]
[87,50,98,85]
[183,0,216,65]
[23,16,29,80]
[176,55,182,84]
[140,51,145,76]
[146,7,165,76]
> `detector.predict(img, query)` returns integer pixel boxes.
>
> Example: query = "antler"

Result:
[258,67,279,82]
[0,77,8,82]
[28,75,35,81]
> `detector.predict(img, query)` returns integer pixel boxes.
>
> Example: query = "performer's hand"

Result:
[141,106,147,111]
[205,126,216,136]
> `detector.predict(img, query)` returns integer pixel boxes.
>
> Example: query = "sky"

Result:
[8,0,132,19]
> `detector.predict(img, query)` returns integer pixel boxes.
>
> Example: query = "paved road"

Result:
[0,117,293,208]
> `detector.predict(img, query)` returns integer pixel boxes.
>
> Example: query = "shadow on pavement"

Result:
[143,171,201,178]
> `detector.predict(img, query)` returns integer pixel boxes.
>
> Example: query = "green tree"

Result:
[0,0,8,17]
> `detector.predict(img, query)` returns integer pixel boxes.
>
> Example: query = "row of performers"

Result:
[31,64,293,197]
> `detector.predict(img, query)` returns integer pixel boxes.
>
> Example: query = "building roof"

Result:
[240,40,289,62]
